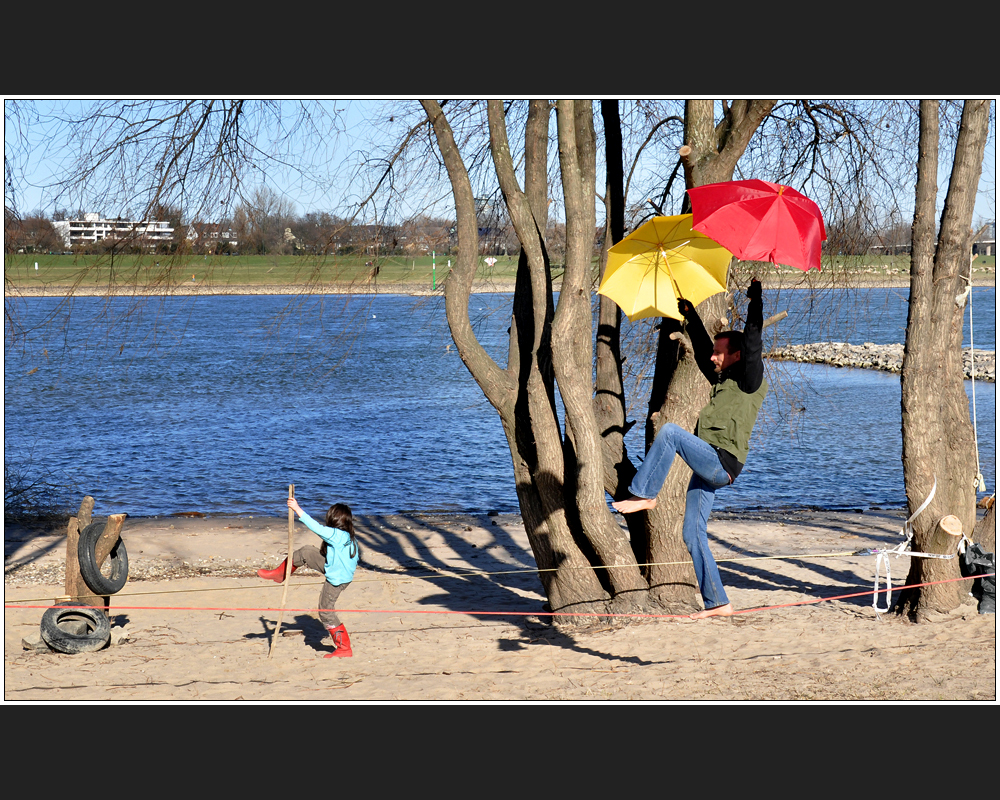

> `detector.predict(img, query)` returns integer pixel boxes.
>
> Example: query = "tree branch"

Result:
[420,100,512,409]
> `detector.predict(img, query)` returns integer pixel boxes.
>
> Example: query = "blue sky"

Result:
[4,98,996,230]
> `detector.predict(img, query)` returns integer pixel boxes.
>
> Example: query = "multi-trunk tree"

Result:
[422,99,778,621]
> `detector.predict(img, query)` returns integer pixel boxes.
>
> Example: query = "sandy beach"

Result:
[5,508,995,702]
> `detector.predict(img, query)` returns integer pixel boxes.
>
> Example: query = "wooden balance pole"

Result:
[268,484,295,659]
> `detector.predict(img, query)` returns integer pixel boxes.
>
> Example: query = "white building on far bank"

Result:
[53,213,174,248]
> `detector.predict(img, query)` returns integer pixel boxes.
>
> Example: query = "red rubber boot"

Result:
[257,558,297,583]
[324,624,353,658]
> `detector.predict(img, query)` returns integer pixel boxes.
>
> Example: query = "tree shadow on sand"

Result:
[242,507,920,666]
[355,512,668,666]
[333,510,839,667]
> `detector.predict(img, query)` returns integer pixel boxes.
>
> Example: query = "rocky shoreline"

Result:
[768,342,996,382]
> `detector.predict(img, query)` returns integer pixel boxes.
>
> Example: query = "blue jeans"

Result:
[629,423,731,610]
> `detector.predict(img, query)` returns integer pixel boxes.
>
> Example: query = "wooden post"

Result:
[64,499,124,618]
[64,495,94,600]
[64,515,83,598]
[63,496,111,615]
[268,484,295,658]
[77,495,94,532]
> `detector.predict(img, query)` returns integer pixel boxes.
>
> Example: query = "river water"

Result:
[3,287,995,518]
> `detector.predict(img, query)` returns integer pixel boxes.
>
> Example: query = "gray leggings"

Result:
[292,545,349,629]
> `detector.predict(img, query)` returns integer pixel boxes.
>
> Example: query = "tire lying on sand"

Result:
[40,601,111,654]
[78,521,129,595]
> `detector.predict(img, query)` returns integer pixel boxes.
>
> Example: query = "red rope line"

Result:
[6,572,993,618]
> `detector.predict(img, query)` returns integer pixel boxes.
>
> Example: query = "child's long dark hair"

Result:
[323,503,359,560]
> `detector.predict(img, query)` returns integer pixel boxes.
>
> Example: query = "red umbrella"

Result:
[687,179,826,272]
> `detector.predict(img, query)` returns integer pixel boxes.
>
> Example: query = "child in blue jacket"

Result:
[258,497,360,658]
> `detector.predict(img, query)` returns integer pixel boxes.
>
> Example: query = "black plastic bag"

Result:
[960,543,996,615]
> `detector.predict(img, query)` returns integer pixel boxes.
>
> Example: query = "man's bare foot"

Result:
[612,496,657,514]
[689,603,734,619]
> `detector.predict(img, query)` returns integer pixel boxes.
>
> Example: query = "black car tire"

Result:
[39,601,111,654]
[78,522,129,595]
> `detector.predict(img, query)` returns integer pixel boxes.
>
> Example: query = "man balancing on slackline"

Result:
[613,278,767,619]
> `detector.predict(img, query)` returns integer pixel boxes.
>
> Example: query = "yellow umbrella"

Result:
[598,214,732,321]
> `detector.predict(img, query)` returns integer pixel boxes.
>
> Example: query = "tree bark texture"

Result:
[896,99,991,620]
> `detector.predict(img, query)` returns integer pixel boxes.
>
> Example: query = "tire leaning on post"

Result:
[77,521,129,595]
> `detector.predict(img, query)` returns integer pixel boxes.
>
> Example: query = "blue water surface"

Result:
[3,287,995,518]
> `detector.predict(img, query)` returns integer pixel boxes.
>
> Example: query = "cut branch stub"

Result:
[763,310,788,329]
[929,514,964,554]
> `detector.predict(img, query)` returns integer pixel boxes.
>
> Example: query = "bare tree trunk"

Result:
[642,98,777,612]
[595,100,645,565]
[553,100,648,610]
[896,99,991,620]
[424,99,610,619]
[491,100,610,615]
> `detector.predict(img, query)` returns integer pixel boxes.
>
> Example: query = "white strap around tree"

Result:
[872,477,945,615]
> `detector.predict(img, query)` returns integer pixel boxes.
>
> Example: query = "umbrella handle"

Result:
[658,247,687,303]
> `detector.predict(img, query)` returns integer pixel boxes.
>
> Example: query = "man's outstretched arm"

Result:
[677,298,718,383]
[741,279,764,393]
